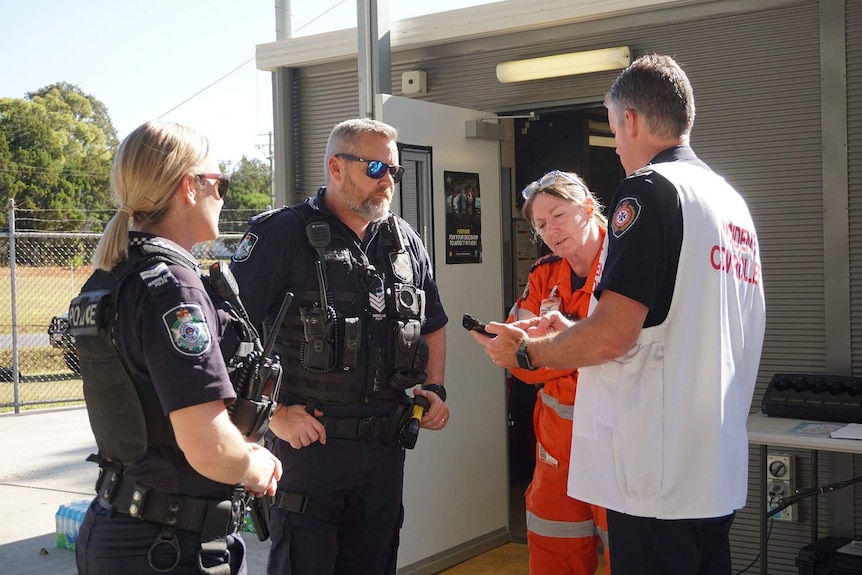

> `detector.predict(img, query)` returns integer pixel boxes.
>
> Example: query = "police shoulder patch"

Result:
[611,197,643,238]
[248,206,289,225]
[140,262,179,296]
[232,233,258,262]
[162,303,212,357]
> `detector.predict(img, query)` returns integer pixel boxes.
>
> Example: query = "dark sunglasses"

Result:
[336,153,404,184]
[196,173,230,199]
[521,170,584,202]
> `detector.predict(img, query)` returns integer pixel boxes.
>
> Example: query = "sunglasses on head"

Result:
[521,170,584,202]
[336,153,405,184]
[196,173,230,199]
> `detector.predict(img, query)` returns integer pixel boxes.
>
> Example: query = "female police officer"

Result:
[73,121,282,575]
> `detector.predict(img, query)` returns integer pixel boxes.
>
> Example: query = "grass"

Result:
[0,265,93,333]
[0,261,224,412]
[0,345,71,373]
[0,320,85,412]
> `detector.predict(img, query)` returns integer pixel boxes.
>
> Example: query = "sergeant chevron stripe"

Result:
[369,292,386,313]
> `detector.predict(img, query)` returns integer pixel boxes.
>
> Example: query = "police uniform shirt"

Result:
[230,189,448,416]
[113,233,238,498]
[597,146,707,328]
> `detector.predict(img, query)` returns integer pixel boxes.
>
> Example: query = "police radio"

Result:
[300,222,339,372]
[209,262,291,443]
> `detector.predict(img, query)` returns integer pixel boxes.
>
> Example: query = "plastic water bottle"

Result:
[56,499,91,551]
[67,500,84,550]
[54,505,69,550]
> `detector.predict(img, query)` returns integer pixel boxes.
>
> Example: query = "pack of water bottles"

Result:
[55,499,91,551]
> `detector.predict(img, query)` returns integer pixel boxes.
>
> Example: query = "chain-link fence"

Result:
[1,203,245,413]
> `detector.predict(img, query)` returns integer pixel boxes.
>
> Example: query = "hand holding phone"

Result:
[462,313,496,338]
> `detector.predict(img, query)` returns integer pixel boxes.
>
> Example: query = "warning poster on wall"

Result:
[444,171,482,264]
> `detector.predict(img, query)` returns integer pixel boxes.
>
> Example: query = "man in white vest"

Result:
[472,54,766,575]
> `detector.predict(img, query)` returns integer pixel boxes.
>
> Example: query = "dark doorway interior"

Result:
[514,107,621,211]
[507,105,625,542]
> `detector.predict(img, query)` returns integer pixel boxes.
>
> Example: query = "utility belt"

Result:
[95,467,244,534]
[298,396,413,444]
[319,413,401,442]
[273,491,339,525]
[92,458,245,575]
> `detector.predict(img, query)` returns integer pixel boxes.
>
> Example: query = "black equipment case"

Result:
[796,537,862,575]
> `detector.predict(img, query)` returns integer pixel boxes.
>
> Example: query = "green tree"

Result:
[221,156,272,233]
[0,83,117,232]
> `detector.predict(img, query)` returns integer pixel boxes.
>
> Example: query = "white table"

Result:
[747,413,862,574]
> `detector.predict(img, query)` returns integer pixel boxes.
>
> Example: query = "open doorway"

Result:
[505,105,625,542]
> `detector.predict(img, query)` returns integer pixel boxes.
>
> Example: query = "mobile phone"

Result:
[462,313,496,338]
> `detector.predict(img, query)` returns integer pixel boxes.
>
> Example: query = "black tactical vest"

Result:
[69,239,251,464]
[270,203,429,408]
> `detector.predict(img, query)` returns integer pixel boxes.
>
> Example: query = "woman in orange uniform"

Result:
[509,170,610,574]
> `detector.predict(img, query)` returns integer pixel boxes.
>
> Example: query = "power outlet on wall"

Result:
[766,453,796,522]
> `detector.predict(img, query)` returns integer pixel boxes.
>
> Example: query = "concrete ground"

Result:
[0,407,270,575]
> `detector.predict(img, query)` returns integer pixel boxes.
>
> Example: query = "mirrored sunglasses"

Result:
[521,170,584,202]
[336,153,405,184]
[196,173,230,199]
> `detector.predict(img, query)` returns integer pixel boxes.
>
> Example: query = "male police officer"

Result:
[230,118,449,574]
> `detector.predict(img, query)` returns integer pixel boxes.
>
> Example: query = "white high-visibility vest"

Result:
[568,161,766,519]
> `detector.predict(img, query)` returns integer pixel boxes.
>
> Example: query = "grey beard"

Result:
[350,196,390,222]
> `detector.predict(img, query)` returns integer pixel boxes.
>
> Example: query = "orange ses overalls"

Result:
[507,228,610,575]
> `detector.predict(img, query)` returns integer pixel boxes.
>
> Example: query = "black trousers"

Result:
[76,499,247,574]
[607,510,735,575]
[268,437,405,575]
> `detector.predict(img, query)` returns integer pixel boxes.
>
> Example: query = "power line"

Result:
[4,2,349,177]
[155,57,255,121]
[155,1,348,122]
[0,164,109,179]
[295,1,348,33]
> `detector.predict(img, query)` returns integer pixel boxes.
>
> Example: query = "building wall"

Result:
[284,0,861,572]
[845,0,862,540]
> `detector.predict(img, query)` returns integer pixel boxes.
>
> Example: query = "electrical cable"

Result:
[5,1,348,179]
[767,474,862,518]
[295,1,347,33]
[734,497,775,575]
[154,57,255,122]
[155,0,347,122]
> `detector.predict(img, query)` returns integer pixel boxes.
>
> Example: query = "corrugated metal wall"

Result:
[846,0,862,539]
[390,5,821,570]
[287,0,854,571]
[291,64,359,197]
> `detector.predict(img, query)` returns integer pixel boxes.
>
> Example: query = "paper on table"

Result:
[837,539,862,556]
[787,422,845,437]
[829,423,862,439]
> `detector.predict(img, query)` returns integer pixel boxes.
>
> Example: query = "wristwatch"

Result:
[516,339,538,371]
[421,383,447,402]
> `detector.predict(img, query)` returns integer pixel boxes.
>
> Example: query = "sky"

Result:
[0,0,495,166]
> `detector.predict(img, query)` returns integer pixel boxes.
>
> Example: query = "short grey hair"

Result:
[323,118,398,182]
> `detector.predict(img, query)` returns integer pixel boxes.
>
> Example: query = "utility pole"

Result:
[357,0,390,119]
[256,132,275,209]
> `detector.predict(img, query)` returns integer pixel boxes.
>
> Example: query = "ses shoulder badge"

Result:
[611,197,642,238]
[232,233,258,262]
[162,304,211,357]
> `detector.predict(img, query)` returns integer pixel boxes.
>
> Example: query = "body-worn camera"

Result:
[392,283,425,319]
